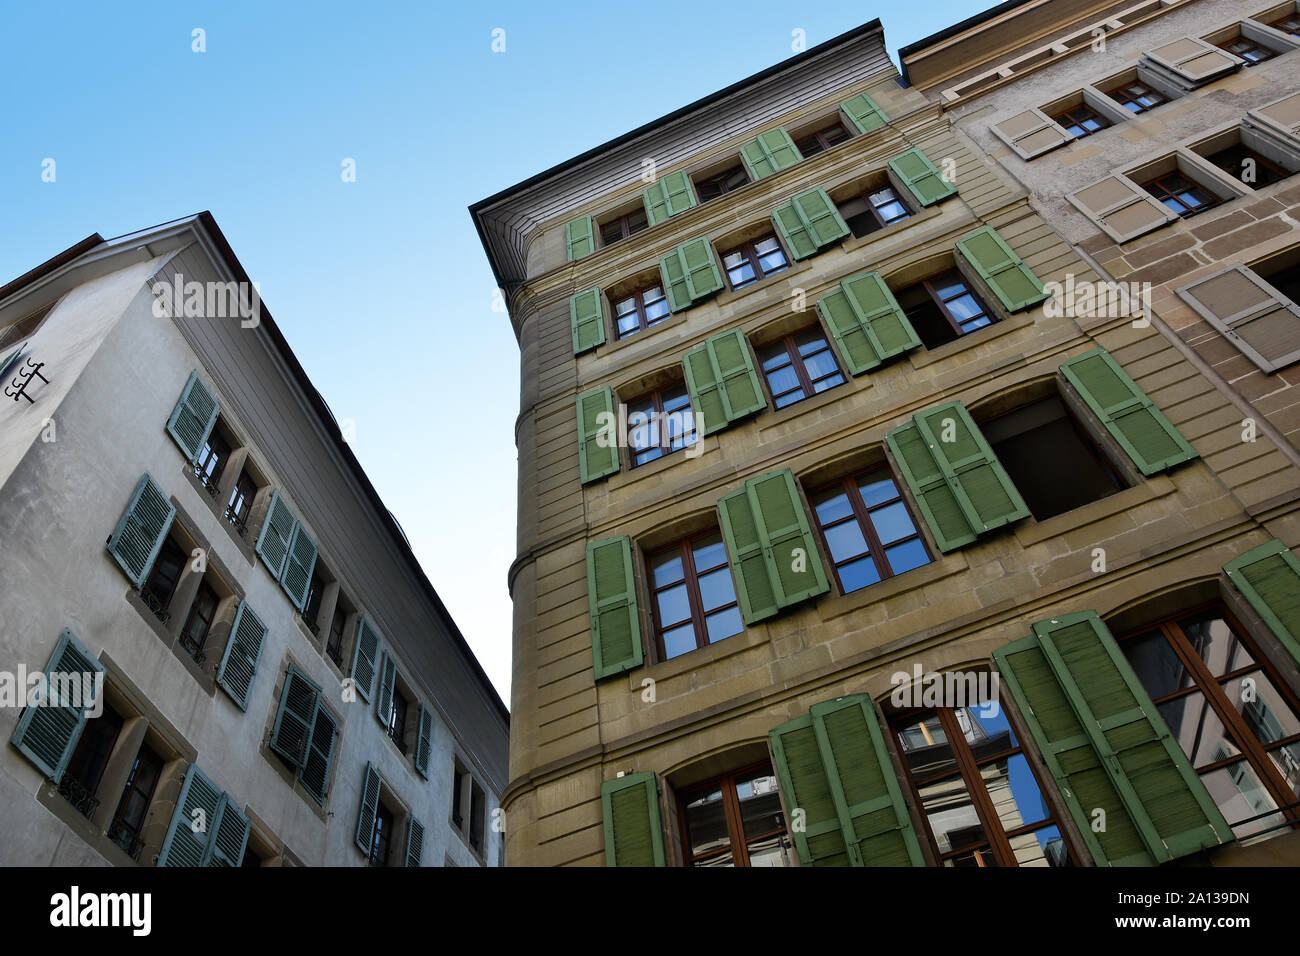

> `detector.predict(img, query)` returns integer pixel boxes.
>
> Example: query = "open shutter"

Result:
[108,473,176,588]
[994,612,1233,866]
[769,714,849,865]
[817,271,920,375]
[355,762,383,856]
[375,652,397,727]
[682,330,764,436]
[1069,174,1178,243]
[414,704,434,779]
[215,600,268,711]
[255,491,296,581]
[281,522,318,611]
[718,486,780,625]
[992,109,1075,159]
[405,817,425,867]
[1060,347,1197,475]
[586,536,644,680]
[269,665,321,771]
[740,128,803,180]
[165,371,220,464]
[10,629,104,782]
[839,91,888,134]
[1245,91,1300,147]
[569,287,606,355]
[576,387,619,485]
[642,170,697,225]
[1142,37,1243,87]
[565,215,594,261]
[1176,265,1300,373]
[350,614,381,702]
[889,147,957,207]
[955,226,1048,313]
[1223,539,1300,668]
[158,764,223,867]
[682,344,725,437]
[205,795,250,866]
[600,772,666,867]
[772,188,849,261]
[299,706,338,804]
[658,237,723,313]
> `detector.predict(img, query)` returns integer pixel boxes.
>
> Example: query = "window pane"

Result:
[761,348,792,372]
[1179,613,1254,675]
[645,298,670,323]
[869,501,915,544]
[1265,743,1300,798]
[885,539,929,576]
[1198,763,1284,837]
[744,834,793,867]
[656,584,691,627]
[754,236,781,255]
[811,373,844,394]
[823,519,869,562]
[1157,691,1234,768]
[918,774,989,856]
[1008,824,1073,867]
[736,770,785,838]
[662,623,697,660]
[1122,631,1194,698]
[983,753,1052,834]
[706,607,744,643]
[651,553,683,588]
[857,476,897,508]
[684,788,730,857]
[765,365,801,397]
[696,567,736,613]
[943,847,999,867]
[837,555,881,593]
[802,350,839,381]
[896,715,954,774]
[931,276,968,299]
[814,490,853,524]
[692,537,728,571]
[946,294,983,321]
[1221,670,1300,747]
[962,704,1017,753]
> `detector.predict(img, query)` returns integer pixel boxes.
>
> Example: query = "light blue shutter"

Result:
[108,474,176,588]
[215,601,268,711]
[355,762,383,856]
[350,615,381,702]
[269,665,321,770]
[255,491,296,580]
[299,706,338,804]
[414,704,433,779]
[10,629,104,782]
[375,652,397,727]
[204,794,250,866]
[158,764,223,867]
[405,817,425,867]
[165,371,220,464]
[280,522,318,610]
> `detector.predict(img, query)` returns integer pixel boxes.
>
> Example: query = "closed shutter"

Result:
[375,652,397,727]
[717,468,828,624]
[1069,174,1178,243]
[740,127,803,180]
[255,490,297,581]
[350,614,381,702]
[10,629,104,782]
[1060,347,1197,475]
[165,371,220,464]
[299,706,338,803]
[992,109,1075,159]
[772,188,849,260]
[889,147,957,207]
[586,536,644,681]
[280,522,318,611]
[1175,265,1300,373]
[565,216,595,261]
[1143,37,1243,86]
[108,473,176,588]
[354,762,383,856]
[955,226,1048,313]
[414,704,434,779]
[642,170,698,225]
[576,387,619,484]
[569,287,606,355]
[839,91,888,134]
[994,611,1232,865]
[658,237,724,312]
[215,600,268,711]
[1223,539,1300,667]
[269,665,321,770]
[205,795,250,866]
[405,817,425,867]
[158,764,224,867]
[817,271,920,375]
[600,772,666,867]
[681,328,765,437]
[886,401,1028,553]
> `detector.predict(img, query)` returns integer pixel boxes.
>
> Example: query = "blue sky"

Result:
[0,1,994,703]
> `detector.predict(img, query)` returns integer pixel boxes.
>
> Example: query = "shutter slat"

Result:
[955,226,1048,313]
[587,536,644,680]
[10,629,104,782]
[889,147,957,207]
[165,371,220,464]
[576,386,619,484]
[1223,538,1300,668]
[601,772,666,866]
[215,600,268,711]
[108,473,176,588]
[569,287,607,355]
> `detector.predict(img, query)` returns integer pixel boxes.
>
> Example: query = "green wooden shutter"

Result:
[255,490,296,581]
[165,371,220,464]
[569,287,606,355]
[770,714,850,865]
[682,328,765,436]
[740,128,803,180]
[205,795,250,866]
[355,762,383,855]
[10,629,104,782]
[565,216,595,261]
[299,706,338,804]
[108,473,176,588]
[994,612,1232,866]
[1060,347,1198,476]
[405,817,425,867]
[375,652,397,727]
[718,468,828,624]
[350,614,381,702]
[280,523,318,611]
[158,764,223,867]
[601,772,666,867]
[269,664,321,771]
[215,600,268,711]
[586,536,644,680]
[955,225,1049,314]
[576,387,619,484]
[659,237,724,312]
[1224,539,1300,667]
[642,169,697,225]
[817,271,921,375]
[414,704,434,779]
[887,401,1028,553]
[889,147,957,207]
[840,91,889,134]
[772,188,849,261]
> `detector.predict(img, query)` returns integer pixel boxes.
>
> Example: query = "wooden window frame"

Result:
[1205,142,1292,188]
[194,428,231,495]
[757,328,845,409]
[225,470,256,537]
[625,384,696,468]
[719,234,790,290]
[1050,102,1112,139]
[794,121,851,157]
[1140,171,1225,218]
[326,606,347,667]
[1116,601,1300,834]
[613,282,670,339]
[1217,35,1280,66]
[910,270,998,339]
[106,744,164,859]
[1108,80,1168,114]
[141,536,188,622]
[369,802,394,866]
[648,532,740,660]
[599,209,649,248]
[839,184,913,236]
[178,579,220,661]
[1269,13,1300,37]
[675,759,789,867]
[387,687,408,755]
[694,165,749,203]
